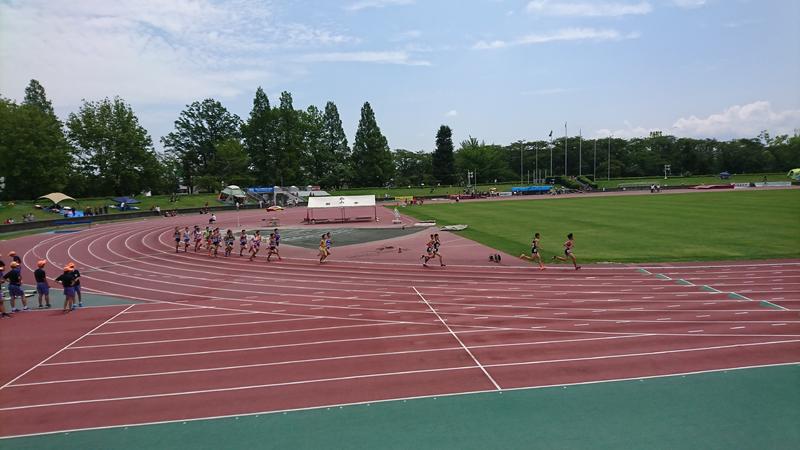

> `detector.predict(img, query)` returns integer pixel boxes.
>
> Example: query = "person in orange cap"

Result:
[8,251,22,271]
[67,263,83,307]
[3,261,26,311]
[55,266,77,312]
[34,260,51,308]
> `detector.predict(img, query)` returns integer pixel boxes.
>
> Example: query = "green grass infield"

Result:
[398,189,800,263]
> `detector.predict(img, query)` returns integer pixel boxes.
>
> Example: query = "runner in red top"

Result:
[553,233,580,270]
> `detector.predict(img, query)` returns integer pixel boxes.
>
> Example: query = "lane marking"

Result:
[413,286,501,390]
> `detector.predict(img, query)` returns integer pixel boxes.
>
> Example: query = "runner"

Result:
[55,266,77,313]
[3,261,26,311]
[273,228,281,248]
[553,232,581,270]
[68,262,83,307]
[432,233,446,267]
[248,230,262,261]
[224,229,235,257]
[325,232,332,257]
[266,232,282,262]
[520,232,545,270]
[318,233,329,263]
[421,234,435,267]
[34,259,51,308]
[204,226,213,255]
[239,229,248,256]
[173,226,181,252]
[209,228,222,258]
[193,226,203,252]
[182,227,191,252]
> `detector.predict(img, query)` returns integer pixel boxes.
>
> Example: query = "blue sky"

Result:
[1,0,798,152]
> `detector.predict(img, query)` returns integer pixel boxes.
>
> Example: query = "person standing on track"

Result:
[55,266,77,312]
[249,230,262,261]
[266,232,281,262]
[0,261,11,317]
[3,261,26,311]
[34,259,51,308]
[68,262,83,307]
[520,232,545,270]
[553,233,580,270]
[239,229,248,256]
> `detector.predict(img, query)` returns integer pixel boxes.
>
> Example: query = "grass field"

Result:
[0,193,220,222]
[399,189,800,263]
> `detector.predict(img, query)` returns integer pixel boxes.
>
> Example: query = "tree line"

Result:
[1,79,798,201]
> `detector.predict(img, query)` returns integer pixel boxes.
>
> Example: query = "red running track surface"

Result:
[0,216,799,438]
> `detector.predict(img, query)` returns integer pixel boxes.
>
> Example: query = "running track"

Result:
[1,218,799,438]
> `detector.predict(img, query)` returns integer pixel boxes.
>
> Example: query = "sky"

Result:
[1,0,799,152]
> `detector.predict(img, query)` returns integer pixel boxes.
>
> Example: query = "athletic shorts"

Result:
[175,237,181,243]
[8,284,23,296]
[36,282,50,295]
[74,284,81,293]
[531,248,538,254]
[564,249,572,256]
[63,286,76,297]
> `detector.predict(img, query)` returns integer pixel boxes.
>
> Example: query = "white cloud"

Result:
[671,0,706,8]
[0,0,356,106]
[526,1,652,17]
[392,29,422,41]
[474,28,639,49]
[445,110,458,117]
[297,51,431,66]
[672,101,800,137]
[594,101,800,139]
[344,0,415,12]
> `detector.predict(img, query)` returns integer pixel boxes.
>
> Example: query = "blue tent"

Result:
[247,187,275,194]
[511,186,553,193]
[111,196,141,204]
[719,172,731,180]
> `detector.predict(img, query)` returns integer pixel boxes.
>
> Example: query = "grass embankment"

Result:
[399,189,800,263]
[0,193,220,222]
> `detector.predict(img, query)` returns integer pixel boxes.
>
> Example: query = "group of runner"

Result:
[421,233,445,267]
[520,232,580,270]
[1,252,84,317]
[173,226,283,262]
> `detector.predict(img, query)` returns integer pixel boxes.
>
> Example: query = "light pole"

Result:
[578,128,582,177]
[564,122,568,177]
[593,140,597,181]
[535,144,539,184]
[607,134,612,181]
[519,142,524,184]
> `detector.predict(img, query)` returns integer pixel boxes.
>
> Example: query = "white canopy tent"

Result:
[305,195,377,224]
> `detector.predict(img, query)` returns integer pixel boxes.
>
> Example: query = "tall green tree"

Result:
[0,95,72,200]
[301,105,326,185]
[432,125,456,184]
[455,137,514,184]
[162,99,241,192]
[66,97,161,196]
[393,149,432,186]
[351,102,393,187]
[241,87,276,185]
[23,79,55,116]
[321,101,352,188]
[274,91,304,185]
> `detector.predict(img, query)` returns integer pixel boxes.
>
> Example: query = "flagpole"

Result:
[564,122,568,177]
[593,140,597,181]
[579,128,582,177]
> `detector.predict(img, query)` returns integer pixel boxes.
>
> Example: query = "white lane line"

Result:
[413,286,501,390]
[696,315,710,318]
[688,330,703,333]
[0,304,135,390]
[730,326,746,330]
[772,323,786,327]
[348,314,363,317]
[5,341,799,413]
[734,312,748,315]
[657,318,671,321]
[573,324,589,327]
[475,317,489,320]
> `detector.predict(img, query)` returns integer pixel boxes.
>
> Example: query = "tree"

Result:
[241,87,276,185]
[393,149,432,186]
[455,137,514,184]
[432,125,456,184]
[321,101,352,188]
[351,102,394,187]
[66,97,162,196]
[301,105,326,185]
[214,138,253,187]
[162,99,241,192]
[273,91,304,185]
[23,79,55,116]
[0,96,72,200]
